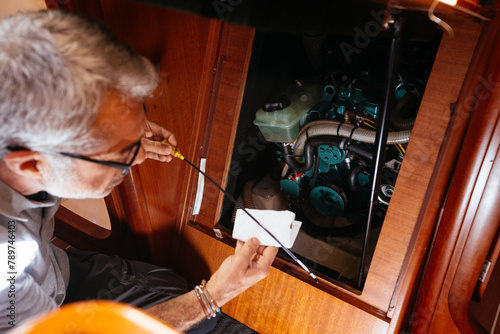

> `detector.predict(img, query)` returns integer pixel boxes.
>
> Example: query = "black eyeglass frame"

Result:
[7,140,142,175]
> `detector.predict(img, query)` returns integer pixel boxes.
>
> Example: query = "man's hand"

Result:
[141,120,178,162]
[205,238,278,307]
[146,239,277,331]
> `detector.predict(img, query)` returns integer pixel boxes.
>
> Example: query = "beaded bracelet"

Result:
[200,280,220,316]
[194,280,221,319]
[194,285,210,318]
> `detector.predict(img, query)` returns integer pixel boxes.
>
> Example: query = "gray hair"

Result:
[0,10,158,158]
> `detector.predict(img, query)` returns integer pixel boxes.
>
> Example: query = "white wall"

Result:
[0,0,46,18]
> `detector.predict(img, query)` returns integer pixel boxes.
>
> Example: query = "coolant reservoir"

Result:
[254,83,321,143]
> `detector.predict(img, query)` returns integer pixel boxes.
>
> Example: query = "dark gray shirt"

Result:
[0,179,69,332]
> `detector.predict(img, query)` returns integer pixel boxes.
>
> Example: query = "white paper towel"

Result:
[232,209,302,248]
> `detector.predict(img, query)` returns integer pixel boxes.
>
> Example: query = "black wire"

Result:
[336,121,345,137]
[347,125,358,146]
[182,157,319,283]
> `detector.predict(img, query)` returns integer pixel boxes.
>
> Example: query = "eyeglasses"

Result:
[7,140,142,175]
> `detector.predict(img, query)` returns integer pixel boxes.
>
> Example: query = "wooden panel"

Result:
[447,55,500,333]
[362,14,482,311]
[188,23,255,227]
[179,226,390,334]
[411,10,500,333]
[448,137,500,333]
[133,10,217,267]
[386,14,492,333]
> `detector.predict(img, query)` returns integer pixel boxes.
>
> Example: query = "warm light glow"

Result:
[439,0,458,6]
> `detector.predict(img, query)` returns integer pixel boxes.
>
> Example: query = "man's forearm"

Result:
[145,290,206,332]
[144,238,278,332]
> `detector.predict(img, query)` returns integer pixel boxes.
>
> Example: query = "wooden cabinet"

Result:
[51,0,499,332]
[174,12,492,334]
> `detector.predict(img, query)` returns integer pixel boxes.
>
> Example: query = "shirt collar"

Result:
[0,179,59,221]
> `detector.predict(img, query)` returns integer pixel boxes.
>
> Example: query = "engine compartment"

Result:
[220,18,442,291]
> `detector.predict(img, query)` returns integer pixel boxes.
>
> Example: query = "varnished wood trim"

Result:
[446,16,500,330]
[186,221,390,321]
[383,14,483,333]
[180,224,391,333]
[448,150,500,333]
[187,22,255,229]
[173,18,224,261]
[410,11,500,333]
[213,25,256,224]
[56,205,110,239]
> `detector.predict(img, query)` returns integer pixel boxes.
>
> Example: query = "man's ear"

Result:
[3,150,45,179]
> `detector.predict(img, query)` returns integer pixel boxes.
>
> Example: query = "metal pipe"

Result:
[357,16,405,289]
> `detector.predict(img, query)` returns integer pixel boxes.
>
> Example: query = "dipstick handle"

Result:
[162,139,185,160]
[163,139,319,283]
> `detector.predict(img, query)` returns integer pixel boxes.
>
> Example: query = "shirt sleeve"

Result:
[0,271,59,331]
[0,224,60,331]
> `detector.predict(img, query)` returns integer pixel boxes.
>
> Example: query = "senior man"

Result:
[0,9,277,333]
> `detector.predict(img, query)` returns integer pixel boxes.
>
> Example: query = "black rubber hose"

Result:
[347,162,364,194]
[283,135,374,172]
[391,92,419,130]
[282,143,314,173]
[311,148,321,187]
[344,142,374,162]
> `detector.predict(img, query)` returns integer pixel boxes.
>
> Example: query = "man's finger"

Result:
[236,238,261,260]
[258,246,278,267]
[144,120,177,146]
[146,151,172,162]
[235,240,244,253]
[142,137,173,156]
